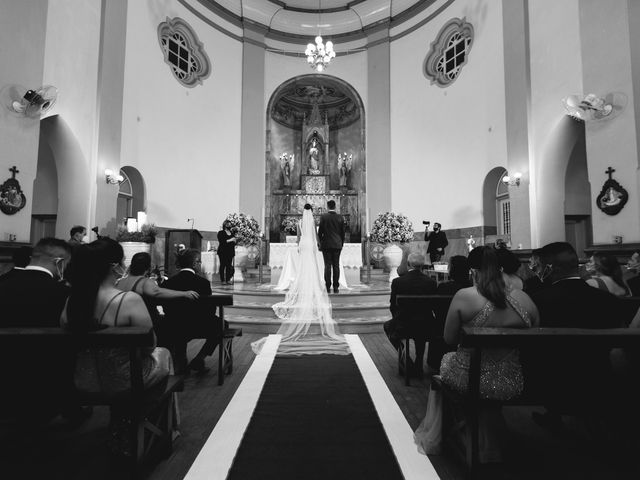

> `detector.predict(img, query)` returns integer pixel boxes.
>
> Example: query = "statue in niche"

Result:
[279,153,294,188]
[308,134,321,174]
[338,153,352,187]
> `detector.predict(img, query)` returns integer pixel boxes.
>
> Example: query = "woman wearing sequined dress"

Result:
[414,246,539,462]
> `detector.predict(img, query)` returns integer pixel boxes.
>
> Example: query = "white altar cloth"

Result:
[269,243,362,291]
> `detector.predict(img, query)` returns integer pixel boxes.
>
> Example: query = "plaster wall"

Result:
[42,0,101,238]
[579,0,640,244]
[120,1,242,232]
[0,1,48,242]
[390,0,508,231]
[527,0,583,247]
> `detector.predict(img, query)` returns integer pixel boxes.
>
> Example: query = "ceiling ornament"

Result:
[304,0,336,72]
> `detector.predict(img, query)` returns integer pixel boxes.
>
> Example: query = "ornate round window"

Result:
[158,17,211,87]
[424,18,474,87]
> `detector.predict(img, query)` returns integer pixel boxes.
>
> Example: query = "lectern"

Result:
[165,229,203,277]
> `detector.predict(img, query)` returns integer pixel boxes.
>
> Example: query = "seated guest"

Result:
[626,252,640,296]
[530,242,623,429]
[585,252,630,297]
[522,248,548,294]
[163,249,222,374]
[436,255,471,294]
[384,253,437,376]
[117,252,199,343]
[426,255,471,373]
[0,245,32,282]
[62,239,175,455]
[0,238,84,424]
[62,239,172,393]
[415,246,539,461]
[0,238,70,327]
[496,247,524,290]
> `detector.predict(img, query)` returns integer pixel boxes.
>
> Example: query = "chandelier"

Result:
[304,1,336,72]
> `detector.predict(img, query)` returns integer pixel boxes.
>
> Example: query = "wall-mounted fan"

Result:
[1,84,58,118]
[562,92,626,121]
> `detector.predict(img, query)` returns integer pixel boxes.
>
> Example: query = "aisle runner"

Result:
[184,335,438,480]
[227,351,404,479]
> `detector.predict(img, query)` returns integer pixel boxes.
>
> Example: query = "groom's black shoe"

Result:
[333,288,339,294]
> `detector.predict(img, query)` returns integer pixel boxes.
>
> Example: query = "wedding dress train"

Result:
[252,209,350,356]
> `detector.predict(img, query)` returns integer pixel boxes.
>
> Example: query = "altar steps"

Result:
[213,276,392,334]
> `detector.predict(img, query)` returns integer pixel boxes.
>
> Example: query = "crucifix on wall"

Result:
[596,166,628,216]
[0,166,27,215]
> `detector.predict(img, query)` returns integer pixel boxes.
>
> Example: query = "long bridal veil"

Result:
[252,209,350,356]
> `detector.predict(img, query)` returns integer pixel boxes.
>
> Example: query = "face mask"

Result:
[53,257,66,281]
[537,264,552,282]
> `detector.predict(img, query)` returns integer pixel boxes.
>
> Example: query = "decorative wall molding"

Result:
[157,17,211,87]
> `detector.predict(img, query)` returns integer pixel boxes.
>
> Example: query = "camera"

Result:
[422,221,430,226]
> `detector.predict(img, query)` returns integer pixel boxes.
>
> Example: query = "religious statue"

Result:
[338,152,353,187]
[308,137,321,174]
[279,153,294,187]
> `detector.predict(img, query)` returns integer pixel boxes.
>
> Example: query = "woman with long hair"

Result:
[586,252,630,297]
[414,246,539,462]
[62,239,172,392]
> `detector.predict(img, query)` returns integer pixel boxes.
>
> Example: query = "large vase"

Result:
[233,245,249,282]
[120,242,152,268]
[383,244,403,283]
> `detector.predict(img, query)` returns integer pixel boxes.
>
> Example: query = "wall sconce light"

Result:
[105,169,124,185]
[502,172,522,187]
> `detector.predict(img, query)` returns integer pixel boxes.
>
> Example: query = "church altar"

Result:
[269,243,362,287]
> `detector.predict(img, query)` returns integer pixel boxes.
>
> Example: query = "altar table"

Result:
[269,243,362,289]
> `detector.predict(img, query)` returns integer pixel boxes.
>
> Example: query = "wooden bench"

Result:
[395,294,454,385]
[0,325,183,477]
[432,326,640,477]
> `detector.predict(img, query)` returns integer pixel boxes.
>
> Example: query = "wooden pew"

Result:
[433,326,640,477]
[199,294,241,385]
[395,294,454,385]
[0,326,183,477]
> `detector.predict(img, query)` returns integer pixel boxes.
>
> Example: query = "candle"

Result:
[137,211,147,229]
[126,218,138,233]
[207,240,211,251]
[366,208,371,235]
[261,205,265,229]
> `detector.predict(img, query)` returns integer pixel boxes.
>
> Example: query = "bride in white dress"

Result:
[252,204,350,356]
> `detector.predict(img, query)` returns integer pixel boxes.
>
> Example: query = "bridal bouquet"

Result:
[225,213,261,246]
[370,212,414,244]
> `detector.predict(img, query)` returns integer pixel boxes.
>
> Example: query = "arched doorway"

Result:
[265,75,365,242]
[482,166,508,244]
[31,131,59,243]
[116,166,146,225]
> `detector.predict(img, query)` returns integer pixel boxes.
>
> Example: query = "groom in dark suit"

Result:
[318,199,345,294]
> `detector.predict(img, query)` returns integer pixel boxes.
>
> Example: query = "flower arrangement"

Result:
[115,223,158,243]
[281,217,298,235]
[225,213,261,246]
[369,212,414,244]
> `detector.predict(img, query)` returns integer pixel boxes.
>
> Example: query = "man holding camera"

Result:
[424,221,448,263]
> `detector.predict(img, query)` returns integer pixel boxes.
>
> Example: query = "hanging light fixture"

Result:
[304,0,336,72]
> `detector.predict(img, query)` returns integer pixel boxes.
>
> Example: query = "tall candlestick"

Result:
[261,205,265,231]
[366,208,371,235]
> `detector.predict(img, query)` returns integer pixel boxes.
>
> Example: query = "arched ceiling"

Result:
[200,0,435,39]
